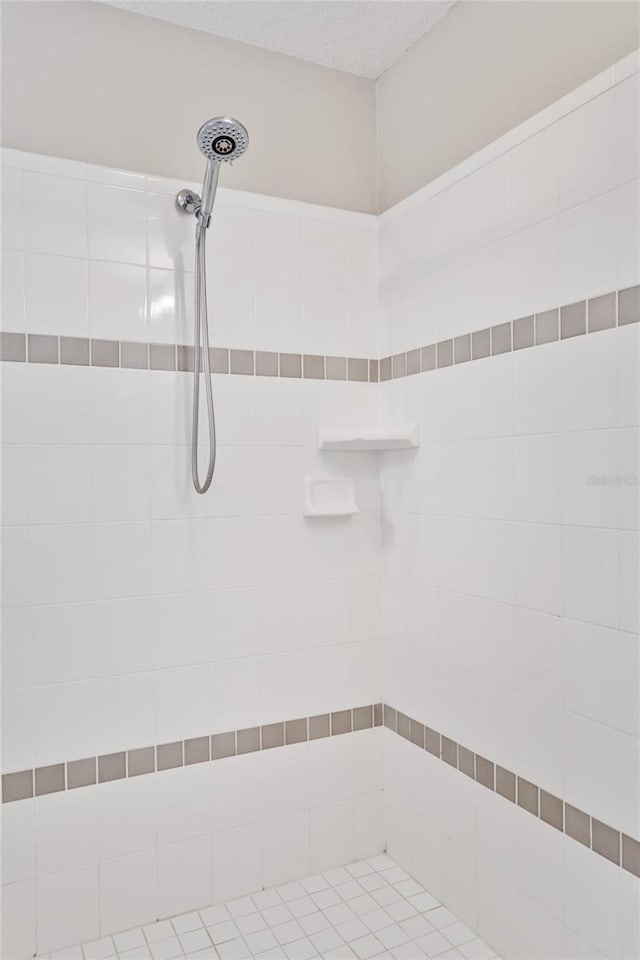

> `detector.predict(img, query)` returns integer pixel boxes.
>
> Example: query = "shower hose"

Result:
[191,219,216,494]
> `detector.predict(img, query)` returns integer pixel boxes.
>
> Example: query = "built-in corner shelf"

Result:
[318,425,419,451]
[303,477,359,518]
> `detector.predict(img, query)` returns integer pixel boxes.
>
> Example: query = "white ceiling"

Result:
[103,1,456,79]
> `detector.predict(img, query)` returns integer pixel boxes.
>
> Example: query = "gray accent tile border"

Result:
[380,703,638,879]
[1,703,382,799]
[4,287,635,383]
[2,698,637,877]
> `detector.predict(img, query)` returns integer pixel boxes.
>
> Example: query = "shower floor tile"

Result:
[38,856,501,960]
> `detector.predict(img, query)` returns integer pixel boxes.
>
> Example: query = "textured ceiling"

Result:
[102,1,455,79]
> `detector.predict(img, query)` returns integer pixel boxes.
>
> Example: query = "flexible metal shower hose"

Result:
[191,221,217,494]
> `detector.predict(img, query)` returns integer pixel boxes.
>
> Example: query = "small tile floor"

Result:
[40,855,501,960]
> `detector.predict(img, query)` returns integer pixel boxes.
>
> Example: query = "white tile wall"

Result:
[1,148,382,956]
[379,57,640,960]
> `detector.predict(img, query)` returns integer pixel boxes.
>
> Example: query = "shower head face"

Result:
[197,117,249,163]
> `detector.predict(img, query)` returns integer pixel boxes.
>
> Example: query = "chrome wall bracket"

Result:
[176,188,201,215]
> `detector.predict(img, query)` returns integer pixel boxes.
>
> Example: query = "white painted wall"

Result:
[376,0,640,209]
[3,1,638,213]
[0,1,378,213]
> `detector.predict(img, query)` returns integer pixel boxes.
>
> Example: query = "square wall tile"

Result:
[237,728,260,755]
[67,758,96,790]
[588,293,616,332]
[472,329,490,360]
[491,322,512,355]
[475,755,494,790]
[392,353,407,379]
[591,820,620,865]
[561,301,586,339]
[536,310,559,344]
[540,791,563,831]
[120,340,148,370]
[35,765,65,797]
[331,711,352,736]
[98,754,126,784]
[185,737,210,765]
[517,778,539,815]
[513,316,534,350]
[454,335,471,364]
[0,332,26,362]
[348,358,368,382]
[619,285,639,326]
[28,334,58,364]
[406,349,420,376]
[353,706,373,731]
[211,732,236,760]
[309,715,330,740]
[262,723,284,749]
[303,355,324,379]
[92,340,119,368]
[437,340,453,368]
[127,747,155,778]
[279,353,301,378]
[60,337,89,366]
[565,804,590,847]
[2,770,33,803]
[157,742,183,771]
[425,727,440,758]
[285,719,307,745]
[421,345,436,371]
[256,351,279,377]
[496,766,515,802]
[442,737,457,767]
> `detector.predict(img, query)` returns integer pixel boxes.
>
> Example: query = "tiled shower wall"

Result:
[1,48,640,960]
[378,51,640,960]
[0,152,384,957]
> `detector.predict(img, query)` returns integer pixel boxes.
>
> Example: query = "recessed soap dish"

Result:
[304,477,359,517]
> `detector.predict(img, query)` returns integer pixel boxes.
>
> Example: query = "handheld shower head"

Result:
[176,116,251,494]
[195,117,249,227]
[197,117,249,163]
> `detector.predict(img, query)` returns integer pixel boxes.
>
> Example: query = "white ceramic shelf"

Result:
[303,477,359,517]
[318,425,419,451]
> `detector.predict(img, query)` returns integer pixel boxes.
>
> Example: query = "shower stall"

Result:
[1,3,638,960]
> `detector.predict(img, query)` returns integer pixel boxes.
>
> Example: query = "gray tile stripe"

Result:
[2,698,636,879]
[1,702,382,801]
[1,286,637,380]
[0,336,380,383]
[381,702,639,880]
[376,285,635,380]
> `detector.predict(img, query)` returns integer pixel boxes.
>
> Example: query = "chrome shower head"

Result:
[191,116,249,228]
[197,117,249,163]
